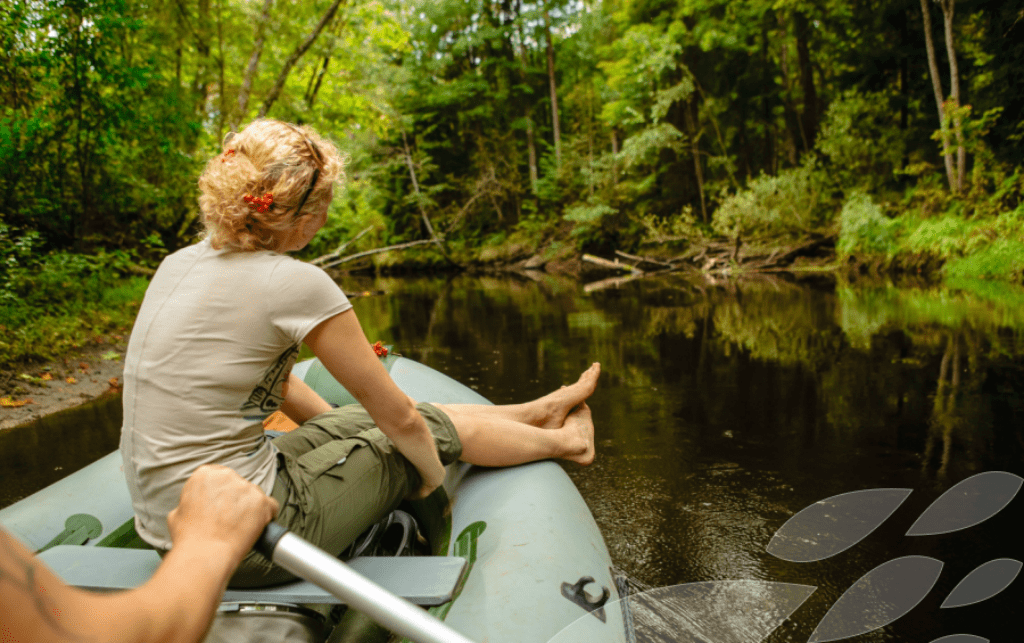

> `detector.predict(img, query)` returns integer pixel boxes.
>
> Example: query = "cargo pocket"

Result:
[298,438,365,477]
[293,439,367,511]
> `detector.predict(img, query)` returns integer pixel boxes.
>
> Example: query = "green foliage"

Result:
[618,124,686,169]
[564,202,617,225]
[301,178,386,260]
[637,207,701,244]
[564,201,619,249]
[901,214,984,259]
[836,192,896,259]
[944,239,1024,282]
[599,22,686,129]
[816,89,907,193]
[713,159,830,241]
[0,235,149,365]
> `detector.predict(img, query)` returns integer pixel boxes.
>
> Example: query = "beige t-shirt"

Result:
[120,240,352,550]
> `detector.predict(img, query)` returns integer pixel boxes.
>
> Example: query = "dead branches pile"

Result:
[580,234,835,292]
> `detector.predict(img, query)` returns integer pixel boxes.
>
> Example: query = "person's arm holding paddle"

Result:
[0,464,278,643]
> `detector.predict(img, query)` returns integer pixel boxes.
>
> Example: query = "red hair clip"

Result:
[243,192,274,213]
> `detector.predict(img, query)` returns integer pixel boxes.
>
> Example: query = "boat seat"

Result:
[37,546,467,607]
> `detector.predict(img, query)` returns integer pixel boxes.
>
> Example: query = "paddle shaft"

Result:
[256,524,476,643]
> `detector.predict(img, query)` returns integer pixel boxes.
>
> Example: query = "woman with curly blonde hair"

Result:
[120,118,601,587]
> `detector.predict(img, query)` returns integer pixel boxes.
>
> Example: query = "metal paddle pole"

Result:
[256,523,477,643]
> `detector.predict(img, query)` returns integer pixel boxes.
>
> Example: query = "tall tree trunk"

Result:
[258,0,345,118]
[684,97,708,222]
[761,23,774,173]
[793,11,818,152]
[778,37,802,166]
[401,130,446,256]
[542,3,561,168]
[900,9,909,132]
[191,0,213,121]
[920,0,956,192]
[71,8,87,247]
[611,129,619,185]
[234,0,274,130]
[215,0,226,141]
[515,27,538,193]
[587,83,595,198]
[939,0,965,192]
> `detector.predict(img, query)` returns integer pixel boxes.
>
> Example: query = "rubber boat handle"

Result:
[255,524,477,643]
[561,576,610,622]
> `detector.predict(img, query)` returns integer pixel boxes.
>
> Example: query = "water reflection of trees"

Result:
[838,285,1024,479]
[337,273,1024,478]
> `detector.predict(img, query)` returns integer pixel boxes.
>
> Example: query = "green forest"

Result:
[2,0,1024,364]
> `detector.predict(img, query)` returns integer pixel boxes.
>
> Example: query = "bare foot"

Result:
[560,403,595,466]
[533,363,601,430]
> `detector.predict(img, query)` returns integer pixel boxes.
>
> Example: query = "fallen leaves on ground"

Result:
[101,350,121,361]
[41,372,53,381]
[66,376,77,384]
[1,396,35,408]
[108,377,121,391]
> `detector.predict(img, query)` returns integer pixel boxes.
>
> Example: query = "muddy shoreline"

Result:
[0,340,127,431]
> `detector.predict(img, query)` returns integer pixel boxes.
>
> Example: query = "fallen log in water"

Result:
[582,253,642,274]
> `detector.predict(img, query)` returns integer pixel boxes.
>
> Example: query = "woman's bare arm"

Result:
[304,310,446,499]
[0,465,278,643]
[280,372,332,424]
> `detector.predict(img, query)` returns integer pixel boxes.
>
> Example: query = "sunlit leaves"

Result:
[651,79,695,122]
[598,22,683,129]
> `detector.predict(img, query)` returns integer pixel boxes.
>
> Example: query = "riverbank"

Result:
[0,338,127,431]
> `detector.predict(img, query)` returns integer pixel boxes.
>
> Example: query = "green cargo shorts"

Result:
[229,402,462,588]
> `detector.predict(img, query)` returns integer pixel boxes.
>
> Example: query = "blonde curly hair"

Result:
[198,119,345,251]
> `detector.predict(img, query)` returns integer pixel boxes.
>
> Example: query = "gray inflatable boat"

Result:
[0,356,628,643]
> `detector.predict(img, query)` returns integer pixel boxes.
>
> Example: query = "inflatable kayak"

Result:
[0,355,629,643]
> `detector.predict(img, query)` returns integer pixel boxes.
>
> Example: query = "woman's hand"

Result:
[407,460,447,499]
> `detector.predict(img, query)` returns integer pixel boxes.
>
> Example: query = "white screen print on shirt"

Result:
[240,344,299,421]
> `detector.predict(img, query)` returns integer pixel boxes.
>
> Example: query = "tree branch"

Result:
[258,0,346,118]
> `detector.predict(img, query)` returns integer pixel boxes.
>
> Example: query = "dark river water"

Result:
[2,271,1023,642]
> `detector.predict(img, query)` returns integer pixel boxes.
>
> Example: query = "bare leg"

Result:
[435,363,600,430]
[433,402,595,467]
